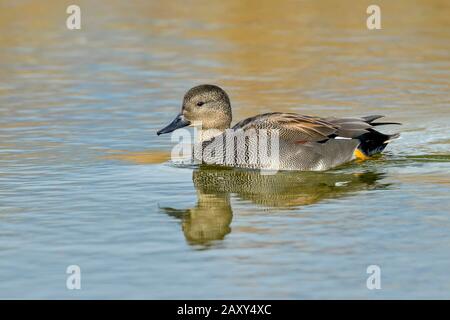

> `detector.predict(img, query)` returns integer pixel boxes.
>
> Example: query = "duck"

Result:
[157,84,400,171]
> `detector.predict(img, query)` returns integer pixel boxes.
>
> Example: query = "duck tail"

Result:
[356,129,400,158]
[352,115,401,159]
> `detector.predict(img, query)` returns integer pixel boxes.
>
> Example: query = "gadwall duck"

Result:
[157,85,400,171]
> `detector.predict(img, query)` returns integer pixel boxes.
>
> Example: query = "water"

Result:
[0,0,449,299]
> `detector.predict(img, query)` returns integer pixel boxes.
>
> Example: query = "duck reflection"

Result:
[162,190,232,247]
[161,166,387,246]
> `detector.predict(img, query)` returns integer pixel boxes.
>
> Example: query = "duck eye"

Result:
[196,101,205,107]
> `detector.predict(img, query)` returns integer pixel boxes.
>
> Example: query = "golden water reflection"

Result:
[103,150,171,164]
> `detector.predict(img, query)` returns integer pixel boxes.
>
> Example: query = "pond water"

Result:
[0,0,449,298]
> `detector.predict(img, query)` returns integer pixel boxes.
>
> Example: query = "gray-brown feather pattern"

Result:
[232,113,395,143]
[232,112,339,142]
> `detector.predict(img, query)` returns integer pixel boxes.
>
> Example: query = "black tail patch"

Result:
[370,122,402,126]
[361,115,384,122]
[357,129,400,156]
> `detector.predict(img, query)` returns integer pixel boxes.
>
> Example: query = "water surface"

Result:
[0,0,449,299]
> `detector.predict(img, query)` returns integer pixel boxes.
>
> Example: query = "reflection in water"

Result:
[103,150,171,164]
[161,166,388,246]
[162,191,232,247]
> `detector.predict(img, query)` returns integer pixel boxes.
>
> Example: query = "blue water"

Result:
[0,0,449,299]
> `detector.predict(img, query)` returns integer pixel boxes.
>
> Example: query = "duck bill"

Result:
[157,113,191,135]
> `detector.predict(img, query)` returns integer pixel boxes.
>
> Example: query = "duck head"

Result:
[157,84,232,135]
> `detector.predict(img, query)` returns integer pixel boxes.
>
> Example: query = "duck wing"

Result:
[232,112,401,144]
